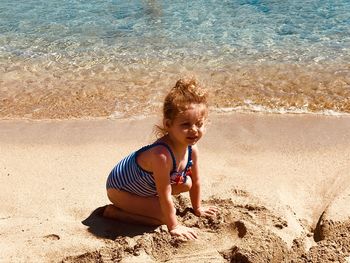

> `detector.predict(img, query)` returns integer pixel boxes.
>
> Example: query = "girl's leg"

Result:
[104,188,164,226]
[104,176,192,226]
[103,205,161,226]
[171,176,192,195]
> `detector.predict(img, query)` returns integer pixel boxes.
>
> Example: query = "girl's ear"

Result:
[163,118,171,129]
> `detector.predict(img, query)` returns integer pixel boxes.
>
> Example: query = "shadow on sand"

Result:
[82,206,158,240]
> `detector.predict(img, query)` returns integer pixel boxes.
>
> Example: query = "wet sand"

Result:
[0,113,349,262]
[1,63,350,120]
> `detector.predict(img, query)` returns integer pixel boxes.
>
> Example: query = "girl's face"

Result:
[165,103,207,146]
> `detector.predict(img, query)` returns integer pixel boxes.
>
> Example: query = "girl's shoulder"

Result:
[191,144,199,160]
[136,142,174,171]
[191,144,199,152]
[150,143,173,158]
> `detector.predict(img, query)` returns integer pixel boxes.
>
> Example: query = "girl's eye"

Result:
[181,123,191,127]
[196,122,203,128]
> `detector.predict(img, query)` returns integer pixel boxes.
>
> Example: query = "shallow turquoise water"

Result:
[1,0,350,65]
[0,1,349,118]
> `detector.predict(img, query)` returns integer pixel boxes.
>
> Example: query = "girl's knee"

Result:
[171,176,192,195]
[184,175,192,191]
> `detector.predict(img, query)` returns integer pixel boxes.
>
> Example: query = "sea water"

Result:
[0,0,349,119]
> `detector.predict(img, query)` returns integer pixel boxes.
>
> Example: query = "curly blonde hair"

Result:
[155,77,208,137]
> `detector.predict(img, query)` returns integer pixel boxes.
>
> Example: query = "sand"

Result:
[0,113,350,262]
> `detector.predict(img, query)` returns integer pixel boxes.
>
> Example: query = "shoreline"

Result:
[1,112,349,262]
[1,102,349,121]
[2,62,350,120]
[1,107,350,121]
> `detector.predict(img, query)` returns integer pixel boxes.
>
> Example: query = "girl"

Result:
[104,78,218,240]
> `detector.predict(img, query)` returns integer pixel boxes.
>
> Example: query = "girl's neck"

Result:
[160,134,187,156]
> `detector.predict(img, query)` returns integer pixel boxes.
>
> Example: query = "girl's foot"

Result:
[102,204,162,226]
[102,204,119,219]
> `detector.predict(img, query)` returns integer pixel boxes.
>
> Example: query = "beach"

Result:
[1,0,350,261]
[1,112,349,262]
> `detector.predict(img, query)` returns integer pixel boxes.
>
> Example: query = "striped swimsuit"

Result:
[106,142,193,197]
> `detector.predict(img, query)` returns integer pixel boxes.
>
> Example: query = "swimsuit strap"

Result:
[137,143,192,173]
[153,142,177,172]
[185,146,193,170]
[137,142,177,172]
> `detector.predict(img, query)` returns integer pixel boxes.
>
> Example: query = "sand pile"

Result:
[62,194,350,263]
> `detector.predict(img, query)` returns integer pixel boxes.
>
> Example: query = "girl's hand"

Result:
[169,225,198,240]
[194,206,218,218]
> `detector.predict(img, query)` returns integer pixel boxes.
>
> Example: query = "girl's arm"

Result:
[189,145,201,212]
[152,147,197,239]
[189,145,218,217]
[152,148,177,230]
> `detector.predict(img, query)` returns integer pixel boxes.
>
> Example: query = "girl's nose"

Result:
[189,125,197,132]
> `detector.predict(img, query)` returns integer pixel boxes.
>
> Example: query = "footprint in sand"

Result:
[234,220,247,238]
[43,234,60,241]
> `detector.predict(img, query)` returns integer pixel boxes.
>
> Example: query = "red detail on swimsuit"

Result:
[170,167,191,185]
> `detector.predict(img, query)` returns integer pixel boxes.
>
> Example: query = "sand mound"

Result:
[61,192,350,263]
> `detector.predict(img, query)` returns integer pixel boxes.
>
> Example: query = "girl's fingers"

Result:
[186,229,197,239]
[188,232,197,240]
[176,226,197,240]
[185,233,193,240]
[208,207,219,213]
[183,233,192,240]
[209,206,219,212]
[191,230,198,238]
[201,206,219,217]
[206,208,217,213]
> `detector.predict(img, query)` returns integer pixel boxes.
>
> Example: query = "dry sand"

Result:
[0,113,349,262]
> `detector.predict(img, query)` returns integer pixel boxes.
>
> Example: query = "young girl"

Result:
[103,78,218,240]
